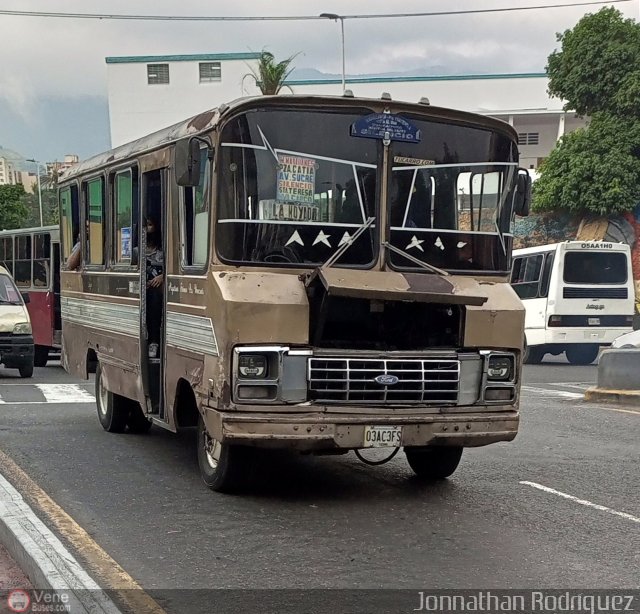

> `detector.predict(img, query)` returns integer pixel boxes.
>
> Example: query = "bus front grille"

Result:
[563,287,628,299]
[308,357,460,404]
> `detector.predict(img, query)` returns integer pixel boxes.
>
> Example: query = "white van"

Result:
[511,241,634,365]
[0,265,34,377]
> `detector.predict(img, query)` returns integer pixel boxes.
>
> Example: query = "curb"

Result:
[584,386,640,407]
[0,471,123,614]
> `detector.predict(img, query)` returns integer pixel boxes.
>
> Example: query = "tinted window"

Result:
[511,254,543,299]
[564,252,627,284]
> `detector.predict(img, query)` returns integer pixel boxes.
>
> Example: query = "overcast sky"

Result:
[0,0,637,161]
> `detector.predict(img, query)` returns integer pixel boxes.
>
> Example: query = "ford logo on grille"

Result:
[374,374,399,386]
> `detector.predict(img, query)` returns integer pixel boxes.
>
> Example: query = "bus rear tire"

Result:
[34,346,49,367]
[566,344,599,365]
[405,446,463,480]
[95,363,129,433]
[197,416,252,493]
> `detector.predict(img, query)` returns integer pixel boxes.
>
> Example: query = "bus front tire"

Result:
[18,362,34,378]
[127,404,153,434]
[197,416,252,493]
[405,446,463,480]
[95,363,129,433]
[566,344,599,365]
[523,344,544,365]
[34,346,49,368]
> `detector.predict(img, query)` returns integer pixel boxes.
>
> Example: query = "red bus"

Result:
[0,226,61,366]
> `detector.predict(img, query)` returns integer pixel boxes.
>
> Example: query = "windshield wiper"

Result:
[382,241,449,276]
[304,216,375,287]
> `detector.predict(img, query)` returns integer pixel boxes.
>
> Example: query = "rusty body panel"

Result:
[59,94,526,478]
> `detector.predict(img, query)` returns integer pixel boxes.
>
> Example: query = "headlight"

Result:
[13,322,32,335]
[487,355,514,381]
[238,354,268,378]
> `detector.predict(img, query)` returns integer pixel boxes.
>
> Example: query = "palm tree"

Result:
[243,50,298,95]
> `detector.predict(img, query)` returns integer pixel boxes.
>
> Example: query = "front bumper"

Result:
[543,327,631,345]
[0,334,34,366]
[204,408,519,451]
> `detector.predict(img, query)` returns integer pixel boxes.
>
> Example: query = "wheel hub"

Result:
[203,431,221,470]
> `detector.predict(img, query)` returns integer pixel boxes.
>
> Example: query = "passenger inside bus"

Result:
[133,216,163,358]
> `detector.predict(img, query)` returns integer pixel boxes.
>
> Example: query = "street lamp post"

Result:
[320,13,346,93]
[26,158,43,227]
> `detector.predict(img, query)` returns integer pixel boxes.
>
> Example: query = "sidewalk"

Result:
[0,543,32,590]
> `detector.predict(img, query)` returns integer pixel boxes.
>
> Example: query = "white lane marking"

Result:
[521,481,640,525]
[521,385,583,399]
[36,384,95,404]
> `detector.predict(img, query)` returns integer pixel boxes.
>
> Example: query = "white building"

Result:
[106,53,587,168]
[0,157,18,186]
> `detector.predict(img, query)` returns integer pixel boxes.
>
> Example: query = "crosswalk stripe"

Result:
[36,384,95,404]
[0,384,94,404]
[521,385,583,399]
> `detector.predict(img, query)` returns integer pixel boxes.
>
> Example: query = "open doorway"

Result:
[140,169,165,416]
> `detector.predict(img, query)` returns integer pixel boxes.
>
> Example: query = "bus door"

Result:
[52,240,62,347]
[140,169,167,417]
[511,252,548,344]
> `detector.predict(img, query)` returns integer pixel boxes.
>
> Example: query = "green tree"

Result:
[547,7,640,117]
[534,8,640,216]
[0,184,29,230]
[243,50,297,95]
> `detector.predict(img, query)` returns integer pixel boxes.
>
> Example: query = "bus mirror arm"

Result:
[514,168,531,217]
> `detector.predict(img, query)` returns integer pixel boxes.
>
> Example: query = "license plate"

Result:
[363,425,402,448]
[588,317,600,326]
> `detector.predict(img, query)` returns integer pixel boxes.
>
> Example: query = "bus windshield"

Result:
[388,116,517,273]
[564,251,628,284]
[216,107,517,272]
[216,108,378,267]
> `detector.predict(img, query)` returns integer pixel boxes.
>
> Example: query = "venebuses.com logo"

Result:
[7,589,31,613]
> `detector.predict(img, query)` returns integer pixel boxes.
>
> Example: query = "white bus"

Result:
[511,241,634,365]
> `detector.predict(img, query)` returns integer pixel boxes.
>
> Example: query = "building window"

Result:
[199,62,221,83]
[147,63,169,85]
[517,132,539,146]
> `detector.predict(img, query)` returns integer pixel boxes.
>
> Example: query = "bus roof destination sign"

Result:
[351,113,421,143]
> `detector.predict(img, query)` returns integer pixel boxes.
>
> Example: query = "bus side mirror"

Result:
[21,292,30,304]
[175,138,203,187]
[514,170,531,217]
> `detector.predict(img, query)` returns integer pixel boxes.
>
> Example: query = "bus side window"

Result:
[84,177,105,266]
[0,237,13,274]
[14,235,32,288]
[114,169,138,267]
[60,185,80,264]
[512,254,543,299]
[181,150,210,268]
[33,233,51,287]
[539,253,555,298]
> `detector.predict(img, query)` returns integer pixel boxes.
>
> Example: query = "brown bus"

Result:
[59,94,530,492]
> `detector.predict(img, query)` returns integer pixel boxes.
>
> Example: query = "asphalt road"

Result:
[0,357,637,612]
